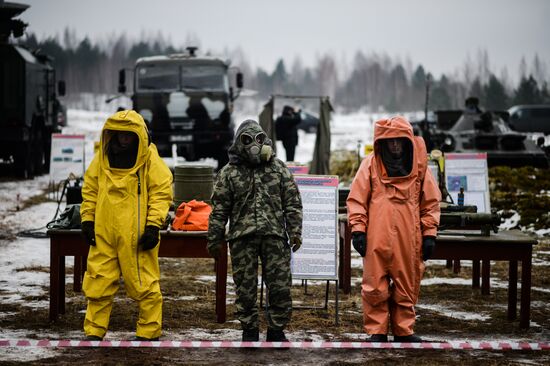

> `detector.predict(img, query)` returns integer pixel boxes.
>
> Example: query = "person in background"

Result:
[464,96,482,114]
[207,119,303,342]
[275,105,302,161]
[347,116,440,343]
[80,110,173,341]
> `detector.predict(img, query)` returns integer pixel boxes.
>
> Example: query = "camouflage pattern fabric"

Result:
[230,235,292,330]
[207,120,302,246]
[207,120,302,330]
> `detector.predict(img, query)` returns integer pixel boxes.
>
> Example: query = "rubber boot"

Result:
[86,335,103,341]
[132,336,159,341]
[393,334,423,343]
[367,334,388,342]
[242,328,259,342]
[266,328,288,342]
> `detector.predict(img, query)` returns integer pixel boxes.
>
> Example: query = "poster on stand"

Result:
[291,175,339,280]
[287,164,309,175]
[49,134,85,183]
[444,152,490,213]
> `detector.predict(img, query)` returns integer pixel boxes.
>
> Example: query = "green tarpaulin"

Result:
[310,97,333,175]
[258,98,276,154]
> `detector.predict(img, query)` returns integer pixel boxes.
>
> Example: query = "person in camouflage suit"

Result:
[208,119,303,342]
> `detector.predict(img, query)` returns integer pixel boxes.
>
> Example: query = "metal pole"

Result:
[424,74,431,123]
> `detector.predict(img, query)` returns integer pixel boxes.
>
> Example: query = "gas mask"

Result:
[240,132,273,164]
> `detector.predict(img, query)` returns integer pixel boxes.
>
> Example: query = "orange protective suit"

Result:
[347,116,440,336]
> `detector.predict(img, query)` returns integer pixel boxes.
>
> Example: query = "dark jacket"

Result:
[276,110,301,145]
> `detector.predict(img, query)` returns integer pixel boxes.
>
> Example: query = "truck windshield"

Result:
[181,65,227,92]
[136,63,227,92]
[137,64,179,91]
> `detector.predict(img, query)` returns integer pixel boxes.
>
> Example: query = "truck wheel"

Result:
[32,127,45,176]
[43,131,52,173]
[14,144,34,179]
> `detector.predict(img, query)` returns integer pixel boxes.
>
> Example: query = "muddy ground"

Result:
[1,245,549,365]
[0,166,549,365]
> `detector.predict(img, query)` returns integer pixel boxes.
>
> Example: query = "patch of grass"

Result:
[15,265,50,273]
[19,191,53,211]
[489,166,550,229]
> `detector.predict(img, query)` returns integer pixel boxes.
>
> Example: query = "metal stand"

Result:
[260,277,339,326]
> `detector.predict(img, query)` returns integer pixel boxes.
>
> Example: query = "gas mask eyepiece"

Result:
[240,132,266,146]
[240,132,271,163]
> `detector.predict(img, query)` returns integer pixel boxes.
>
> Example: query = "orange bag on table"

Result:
[172,200,212,231]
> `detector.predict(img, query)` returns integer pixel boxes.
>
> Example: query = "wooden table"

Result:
[47,229,227,323]
[337,216,538,329]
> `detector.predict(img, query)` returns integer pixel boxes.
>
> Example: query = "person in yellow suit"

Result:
[347,116,440,343]
[80,110,173,341]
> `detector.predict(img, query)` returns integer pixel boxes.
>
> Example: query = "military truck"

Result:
[118,47,243,168]
[0,1,66,178]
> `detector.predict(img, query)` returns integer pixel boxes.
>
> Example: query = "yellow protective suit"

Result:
[81,110,173,339]
[347,116,440,337]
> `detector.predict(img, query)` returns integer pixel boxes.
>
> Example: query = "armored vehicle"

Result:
[419,110,549,168]
[0,1,66,178]
[508,105,550,135]
[118,47,243,168]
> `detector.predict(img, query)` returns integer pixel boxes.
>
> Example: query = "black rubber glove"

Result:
[290,236,302,252]
[81,221,96,246]
[207,242,222,258]
[422,236,436,261]
[352,232,366,257]
[139,226,160,251]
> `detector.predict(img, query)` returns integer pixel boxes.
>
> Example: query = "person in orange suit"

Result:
[347,116,440,342]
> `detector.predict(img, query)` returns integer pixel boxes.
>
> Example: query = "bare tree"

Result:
[316,53,338,100]
[531,54,547,84]
[519,56,527,80]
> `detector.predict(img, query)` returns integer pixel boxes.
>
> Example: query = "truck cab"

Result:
[0,1,66,178]
[119,48,243,168]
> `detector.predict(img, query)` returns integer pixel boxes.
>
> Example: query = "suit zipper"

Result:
[136,172,142,286]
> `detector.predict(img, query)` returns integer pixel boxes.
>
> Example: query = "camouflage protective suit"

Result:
[208,120,302,332]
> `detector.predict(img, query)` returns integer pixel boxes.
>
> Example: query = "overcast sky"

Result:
[19,0,550,83]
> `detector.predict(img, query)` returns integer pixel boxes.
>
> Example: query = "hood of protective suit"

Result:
[373,116,418,182]
[228,119,274,166]
[100,110,150,172]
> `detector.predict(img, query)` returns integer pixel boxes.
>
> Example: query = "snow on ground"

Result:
[498,210,521,230]
[0,175,52,227]
[0,238,50,307]
[62,109,110,174]
[534,228,550,236]
[415,303,492,321]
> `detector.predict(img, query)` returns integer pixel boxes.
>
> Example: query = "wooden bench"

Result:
[47,229,228,323]
[337,216,538,329]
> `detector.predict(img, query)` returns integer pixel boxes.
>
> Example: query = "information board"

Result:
[49,134,86,182]
[286,164,309,175]
[291,175,339,279]
[444,153,490,213]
